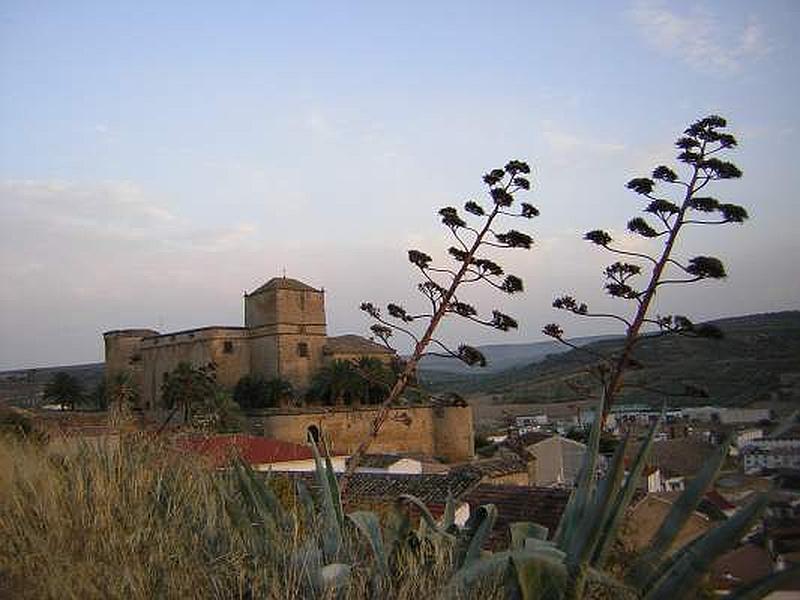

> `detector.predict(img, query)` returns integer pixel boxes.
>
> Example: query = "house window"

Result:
[297,342,309,357]
[223,341,234,354]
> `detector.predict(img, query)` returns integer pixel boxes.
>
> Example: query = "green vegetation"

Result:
[433,311,800,408]
[307,357,398,406]
[42,371,84,410]
[233,375,293,409]
[161,361,219,422]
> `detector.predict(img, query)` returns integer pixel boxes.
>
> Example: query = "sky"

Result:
[1,0,799,370]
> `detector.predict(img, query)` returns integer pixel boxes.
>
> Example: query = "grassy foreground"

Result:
[0,434,493,600]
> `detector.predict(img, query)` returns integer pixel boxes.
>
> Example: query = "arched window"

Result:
[307,425,320,444]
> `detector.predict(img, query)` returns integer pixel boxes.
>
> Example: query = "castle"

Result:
[104,276,474,462]
[104,277,393,409]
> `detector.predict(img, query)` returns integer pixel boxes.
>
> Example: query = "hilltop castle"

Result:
[104,277,393,409]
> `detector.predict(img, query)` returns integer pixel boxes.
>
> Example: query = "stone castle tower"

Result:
[104,276,392,409]
[244,277,327,387]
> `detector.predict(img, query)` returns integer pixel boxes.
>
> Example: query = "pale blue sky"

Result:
[1,1,798,369]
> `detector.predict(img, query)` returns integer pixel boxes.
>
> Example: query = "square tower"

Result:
[244,277,326,390]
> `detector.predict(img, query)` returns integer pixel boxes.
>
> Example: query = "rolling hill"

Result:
[424,311,800,409]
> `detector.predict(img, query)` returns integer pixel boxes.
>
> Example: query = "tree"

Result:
[42,371,83,410]
[355,357,397,405]
[307,360,362,406]
[233,375,293,409]
[342,160,539,490]
[543,115,747,419]
[194,390,246,433]
[161,362,217,423]
[92,372,139,412]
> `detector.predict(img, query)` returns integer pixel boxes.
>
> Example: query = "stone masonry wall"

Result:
[257,404,474,462]
[140,328,250,408]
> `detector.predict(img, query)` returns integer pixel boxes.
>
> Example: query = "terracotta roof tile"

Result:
[452,453,530,479]
[324,335,394,355]
[275,471,482,506]
[176,434,321,467]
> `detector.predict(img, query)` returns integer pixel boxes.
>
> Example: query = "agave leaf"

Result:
[511,552,568,600]
[443,488,457,532]
[295,478,316,526]
[321,434,345,530]
[442,551,512,597]
[347,511,388,574]
[384,502,413,557]
[232,461,280,532]
[309,438,343,561]
[510,522,549,550]
[242,460,295,533]
[568,428,629,568]
[523,540,566,561]
[643,493,769,600]
[397,493,446,534]
[593,424,653,567]
[725,563,800,600]
[629,433,732,587]
[461,504,499,568]
[555,391,606,551]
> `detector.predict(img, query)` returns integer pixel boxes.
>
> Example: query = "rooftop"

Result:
[175,434,327,467]
[249,277,321,295]
[324,334,394,355]
[463,484,570,549]
[274,470,482,506]
[626,437,716,478]
[451,453,531,480]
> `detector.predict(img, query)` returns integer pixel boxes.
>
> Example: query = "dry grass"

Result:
[0,433,501,599]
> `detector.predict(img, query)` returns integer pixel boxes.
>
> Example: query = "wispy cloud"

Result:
[540,122,625,160]
[627,1,770,73]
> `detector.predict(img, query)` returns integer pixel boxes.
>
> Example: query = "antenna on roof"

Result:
[282,267,286,278]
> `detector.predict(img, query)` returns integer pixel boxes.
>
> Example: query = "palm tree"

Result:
[308,360,361,406]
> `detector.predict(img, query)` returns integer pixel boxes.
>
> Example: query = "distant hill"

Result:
[424,311,800,408]
[0,362,104,407]
[418,335,615,381]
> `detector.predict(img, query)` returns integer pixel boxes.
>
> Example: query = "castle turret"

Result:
[103,328,159,407]
[244,277,326,390]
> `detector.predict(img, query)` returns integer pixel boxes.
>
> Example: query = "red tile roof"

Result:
[176,434,318,468]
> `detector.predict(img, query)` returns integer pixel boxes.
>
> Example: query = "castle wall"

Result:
[257,404,474,462]
[140,327,250,408]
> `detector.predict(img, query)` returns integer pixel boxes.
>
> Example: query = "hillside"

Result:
[417,335,615,382]
[0,362,104,407]
[427,311,800,409]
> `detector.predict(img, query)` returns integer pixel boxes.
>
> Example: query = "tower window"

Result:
[297,342,309,357]
[223,341,234,354]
